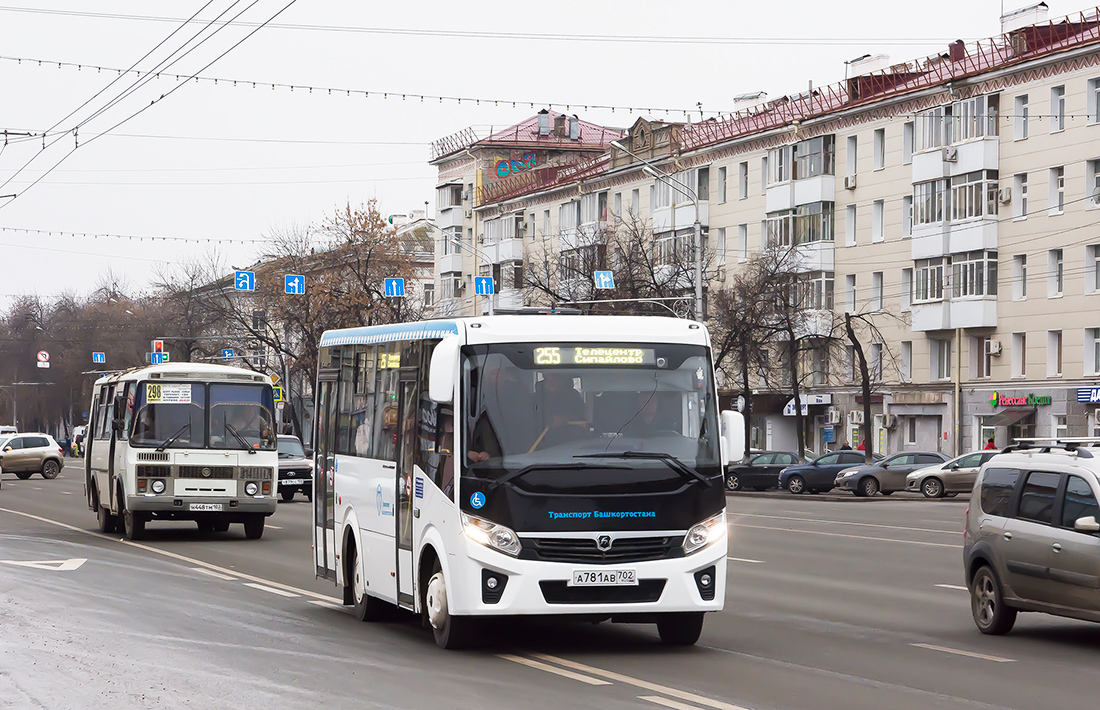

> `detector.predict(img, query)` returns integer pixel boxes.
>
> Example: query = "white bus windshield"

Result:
[208,384,276,451]
[131,382,207,449]
[462,343,720,488]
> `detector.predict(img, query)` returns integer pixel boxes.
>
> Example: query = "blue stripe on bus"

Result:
[319,320,459,347]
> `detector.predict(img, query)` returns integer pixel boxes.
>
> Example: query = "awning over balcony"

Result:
[783,393,832,416]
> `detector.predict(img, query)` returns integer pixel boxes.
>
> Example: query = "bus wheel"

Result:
[123,508,146,541]
[349,544,391,622]
[96,492,117,534]
[196,519,214,534]
[656,612,705,646]
[212,519,231,533]
[425,563,475,649]
[243,515,265,540]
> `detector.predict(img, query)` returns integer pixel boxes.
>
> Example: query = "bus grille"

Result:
[137,452,170,462]
[136,465,172,478]
[539,579,666,604]
[239,466,274,480]
[177,465,235,479]
[522,536,681,564]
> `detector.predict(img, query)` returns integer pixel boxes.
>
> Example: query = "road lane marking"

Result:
[308,599,345,610]
[0,507,342,603]
[731,512,957,536]
[935,583,968,591]
[243,582,300,598]
[910,643,1015,663]
[641,696,723,710]
[530,653,748,710]
[193,567,237,581]
[729,522,960,548]
[62,491,73,495]
[0,557,86,571]
[726,556,765,564]
[498,654,611,686]
[266,524,284,530]
[32,486,42,491]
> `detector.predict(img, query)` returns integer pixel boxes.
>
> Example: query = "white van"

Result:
[0,425,17,437]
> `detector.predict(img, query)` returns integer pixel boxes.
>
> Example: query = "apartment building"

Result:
[429,3,1100,457]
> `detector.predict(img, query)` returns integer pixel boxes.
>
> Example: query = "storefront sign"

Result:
[990,391,1051,408]
[1077,387,1100,403]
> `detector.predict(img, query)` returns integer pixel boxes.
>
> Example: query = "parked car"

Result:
[277,435,313,502]
[906,450,1001,498]
[964,442,1100,634]
[726,451,800,491]
[834,451,950,496]
[778,450,879,494]
[0,433,64,479]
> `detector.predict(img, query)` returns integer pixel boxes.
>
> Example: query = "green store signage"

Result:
[990,391,1052,408]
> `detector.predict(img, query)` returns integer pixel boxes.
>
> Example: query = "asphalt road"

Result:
[4,462,1100,710]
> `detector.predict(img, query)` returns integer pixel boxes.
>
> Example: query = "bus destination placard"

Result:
[534,346,655,366]
[146,383,192,404]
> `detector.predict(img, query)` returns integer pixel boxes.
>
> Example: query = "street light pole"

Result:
[610,140,704,320]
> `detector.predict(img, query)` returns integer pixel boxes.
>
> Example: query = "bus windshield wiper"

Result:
[155,423,190,452]
[487,462,628,490]
[225,423,257,454]
[576,451,713,487]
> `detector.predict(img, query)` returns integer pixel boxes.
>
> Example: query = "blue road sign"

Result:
[235,271,255,291]
[150,352,170,364]
[272,386,284,402]
[221,348,234,360]
[284,274,305,295]
[92,352,105,364]
[594,270,615,289]
[384,277,406,297]
[474,276,495,295]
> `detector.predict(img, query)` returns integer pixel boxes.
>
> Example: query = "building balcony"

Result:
[795,309,834,339]
[912,136,998,183]
[438,206,466,230]
[765,175,835,213]
[653,202,709,233]
[911,219,997,260]
[911,296,997,331]
[479,238,524,264]
[793,240,835,272]
[438,252,463,274]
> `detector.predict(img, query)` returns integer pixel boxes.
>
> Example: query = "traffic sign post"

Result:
[92,352,105,364]
[384,278,406,297]
[594,270,615,290]
[36,350,50,369]
[284,274,305,295]
[272,386,284,402]
[235,271,256,291]
[221,348,234,360]
[474,276,495,295]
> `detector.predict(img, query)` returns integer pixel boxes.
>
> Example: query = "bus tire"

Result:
[95,490,117,534]
[243,515,265,540]
[196,519,214,534]
[425,562,476,649]
[656,612,705,646]
[212,519,231,533]
[349,544,390,622]
[123,508,146,541]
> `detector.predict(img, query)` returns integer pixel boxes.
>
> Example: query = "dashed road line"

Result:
[308,599,345,610]
[266,524,284,530]
[726,556,765,564]
[935,583,968,591]
[910,643,1015,663]
[31,486,42,491]
[498,654,611,686]
[530,654,749,710]
[640,696,715,710]
[193,566,237,581]
[243,582,300,598]
[62,491,73,495]
[729,522,961,548]
[731,512,957,535]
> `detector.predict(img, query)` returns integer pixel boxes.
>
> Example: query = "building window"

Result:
[913,179,947,225]
[907,416,918,445]
[767,202,835,246]
[900,341,913,382]
[578,191,606,227]
[951,250,997,298]
[1013,173,1028,219]
[737,224,748,261]
[714,227,726,266]
[873,129,885,170]
[914,257,947,302]
[655,229,693,266]
[901,195,913,237]
[1088,159,1100,209]
[799,271,834,310]
[931,338,951,381]
[1048,330,1063,377]
[792,135,835,180]
[1012,254,1027,300]
[1012,332,1026,378]
[739,161,749,199]
[654,170,697,209]
[542,209,550,236]
[973,336,991,379]
[872,271,883,310]
[812,346,830,386]
[767,146,790,185]
[559,202,580,231]
[717,167,727,204]
[423,283,435,307]
[1049,248,1064,297]
[760,156,768,195]
[903,121,914,164]
[845,204,857,246]
[1049,167,1065,215]
[613,192,622,224]
[846,135,858,175]
[914,95,999,151]
[901,268,912,311]
[1054,415,1068,439]
[436,184,463,209]
[629,190,639,218]
[1089,245,1100,293]
[845,274,856,313]
[1014,95,1029,140]
[1089,78,1100,124]
[872,200,884,242]
[1087,327,1100,375]
[950,170,999,221]
[870,342,883,381]
[845,345,856,382]
[697,167,709,201]
[1051,85,1066,132]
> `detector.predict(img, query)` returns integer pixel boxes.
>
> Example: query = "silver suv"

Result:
[964,440,1100,634]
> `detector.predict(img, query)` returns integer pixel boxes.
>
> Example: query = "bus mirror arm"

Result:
[429,337,462,405]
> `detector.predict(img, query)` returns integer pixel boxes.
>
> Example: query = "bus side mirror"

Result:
[429,337,461,404]
[720,410,745,467]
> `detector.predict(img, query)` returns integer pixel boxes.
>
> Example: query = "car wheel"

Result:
[860,477,879,497]
[921,477,945,498]
[971,566,1017,635]
[41,460,60,479]
[725,473,741,491]
[787,475,806,494]
[881,491,893,496]
[656,612,705,646]
[14,472,32,480]
[280,488,295,502]
[425,562,476,649]
[243,515,265,540]
[349,543,391,622]
[752,486,768,492]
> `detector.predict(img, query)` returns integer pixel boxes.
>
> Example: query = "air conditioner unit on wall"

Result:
[848,410,865,425]
[844,175,857,190]
[827,407,840,424]
[998,187,1012,204]
[464,209,473,218]
[883,414,898,429]
[942,146,959,162]
[986,339,1003,356]
[461,189,471,201]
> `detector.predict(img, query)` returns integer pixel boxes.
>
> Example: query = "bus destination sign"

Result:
[534,346,655,367]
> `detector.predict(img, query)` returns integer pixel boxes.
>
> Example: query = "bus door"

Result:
[314,375,338,581]
[395,376,418,609]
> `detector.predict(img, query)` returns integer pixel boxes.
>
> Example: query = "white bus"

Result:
[312,313,744,648]
[85,363,279,540]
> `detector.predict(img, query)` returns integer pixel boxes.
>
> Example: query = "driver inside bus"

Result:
[622,391,662,438]
[532,371,587,449]
[220,405,274,449]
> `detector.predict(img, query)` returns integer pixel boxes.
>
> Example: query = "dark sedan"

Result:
[726,451,800,491]
[778,450,881,494]
[833,450,950,496]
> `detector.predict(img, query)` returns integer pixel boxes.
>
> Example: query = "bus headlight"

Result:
[462,513,521,557]
[150,479,166,495]
[683,511,726,555]
[244,481,259,496]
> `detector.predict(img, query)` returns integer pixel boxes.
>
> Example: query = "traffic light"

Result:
[152,339,164,353]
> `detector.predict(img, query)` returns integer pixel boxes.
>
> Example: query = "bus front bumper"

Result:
[125,494,277,517]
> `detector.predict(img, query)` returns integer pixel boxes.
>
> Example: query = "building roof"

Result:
[430,111,624,162]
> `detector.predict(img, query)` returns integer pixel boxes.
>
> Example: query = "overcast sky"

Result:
[0,0,1058,303]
